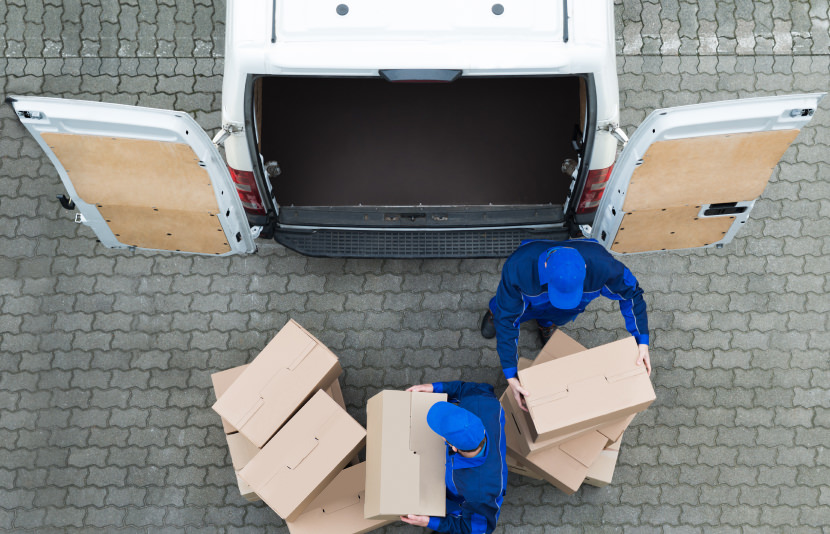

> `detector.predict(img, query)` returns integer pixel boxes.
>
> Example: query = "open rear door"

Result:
[590,93,824,254]
[8,96,256,255]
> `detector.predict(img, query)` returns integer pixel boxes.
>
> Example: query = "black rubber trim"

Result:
[565,73,598,233]
[243,75,279,234]
[273,228,570,258]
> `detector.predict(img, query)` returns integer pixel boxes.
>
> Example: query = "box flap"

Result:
[240,390,366,521]
[558,431,607,468]
[535,330,587,366]
[285,436,320,470]
[212,320,342,448]
[596,414,635,444]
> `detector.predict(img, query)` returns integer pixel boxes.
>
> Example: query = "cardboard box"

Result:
[213,320,343,448]
[211,364,249,434]
[285,462,396,534]
[517,337,655,441]
[583,449,619,488]
[500,390,598,455]
[239,390,366,521]
[364,390,447,520]
[503,411,607,495]
[506,452,543,481]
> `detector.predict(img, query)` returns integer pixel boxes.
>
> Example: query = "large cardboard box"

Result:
[503,411,607,495]
[364,390,447,520]
[240,390,366,521]
[286,462,396,534]
[517,337,655,441]
[211,364,249,434]
[213,320,343,448]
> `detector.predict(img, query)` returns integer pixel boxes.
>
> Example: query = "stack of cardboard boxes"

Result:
[210,320,398,533]
[209,319,655,532]
[503,331,656,494]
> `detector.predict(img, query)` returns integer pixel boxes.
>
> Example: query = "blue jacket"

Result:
[426,381,507,534]
[492,240,649,379]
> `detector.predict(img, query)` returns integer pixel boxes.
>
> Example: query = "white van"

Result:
[8,0,823,258]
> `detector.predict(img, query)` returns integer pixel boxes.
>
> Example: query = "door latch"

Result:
[56,194,75,210]
[17,110,44,120]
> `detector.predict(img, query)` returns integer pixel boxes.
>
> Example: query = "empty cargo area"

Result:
[257,75,582,208]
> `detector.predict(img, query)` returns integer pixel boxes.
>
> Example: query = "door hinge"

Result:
[604,124,629,147]
[212,123,244,146]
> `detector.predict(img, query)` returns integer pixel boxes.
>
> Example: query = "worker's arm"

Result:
[431,381,495,403]
[492,269,527,380]
[600,264,651,374]
[600,266,649,345]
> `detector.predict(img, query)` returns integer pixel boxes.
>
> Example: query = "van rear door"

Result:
[589,93,824,254]
[9,96,255,256]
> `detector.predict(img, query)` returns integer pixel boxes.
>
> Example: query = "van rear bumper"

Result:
[273,227,570,258]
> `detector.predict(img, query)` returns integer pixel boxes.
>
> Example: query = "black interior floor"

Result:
[259,76,580,207]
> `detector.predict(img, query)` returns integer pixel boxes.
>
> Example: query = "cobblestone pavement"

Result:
[1,1,829,532]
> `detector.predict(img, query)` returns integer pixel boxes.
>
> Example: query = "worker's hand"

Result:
[637,344,651,376]
[406,384,434,393]
[506,377,530,412]
[400,514,430,527]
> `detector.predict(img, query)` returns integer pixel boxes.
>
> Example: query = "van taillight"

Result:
[576,165,613,214]
[228,167,266,216]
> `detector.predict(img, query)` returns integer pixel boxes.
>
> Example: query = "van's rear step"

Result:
[273,228,569,258]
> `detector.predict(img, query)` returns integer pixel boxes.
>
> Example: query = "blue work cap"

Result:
[426,402,486,451]
[537,247,586,309]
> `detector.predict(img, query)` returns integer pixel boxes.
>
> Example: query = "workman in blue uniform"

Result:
[401,381,507,534]
[480,239,651,410]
